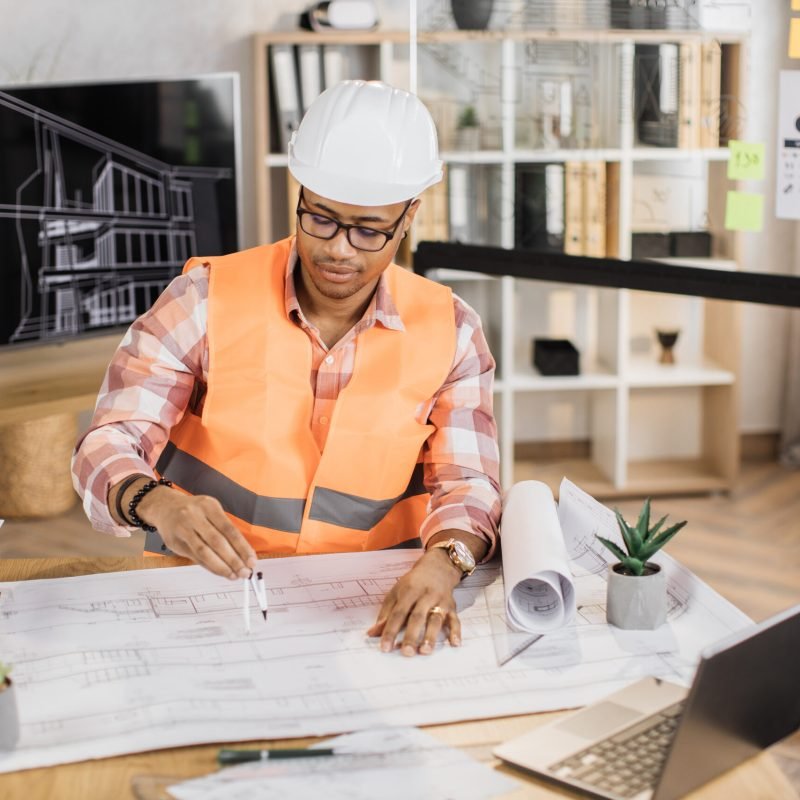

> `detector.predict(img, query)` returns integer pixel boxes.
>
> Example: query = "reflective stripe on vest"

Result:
[154,238,455,555]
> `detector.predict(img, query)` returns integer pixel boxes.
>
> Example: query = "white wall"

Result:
[736,0,796,433]
[0,0,793,434]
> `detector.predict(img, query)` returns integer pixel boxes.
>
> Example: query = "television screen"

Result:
[0,73,240,347]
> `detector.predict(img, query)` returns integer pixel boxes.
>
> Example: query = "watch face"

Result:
[452,540,476,570]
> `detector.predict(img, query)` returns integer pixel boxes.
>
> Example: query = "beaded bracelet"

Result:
[127,477,173,532]
[115,474,146,526]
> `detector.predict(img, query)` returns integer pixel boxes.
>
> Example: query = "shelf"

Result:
[626,357,734,388]
[510,361,618,392]
[630,147,730,161]
[624,458,730,495]
[509,149,624,163]
[514,457,617,500]
[0,335,120,426]
[416,30,747,45]
[425,268,497,283]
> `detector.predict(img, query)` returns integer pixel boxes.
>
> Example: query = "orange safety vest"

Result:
[148,238,456,555]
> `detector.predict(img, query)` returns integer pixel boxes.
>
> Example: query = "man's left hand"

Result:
[366,532,487,656]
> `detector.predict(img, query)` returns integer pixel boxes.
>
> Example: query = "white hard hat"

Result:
[288,80,443,206]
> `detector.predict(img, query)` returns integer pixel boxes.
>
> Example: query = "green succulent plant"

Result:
[0,661,11,685]
[597,498,687,577]
[457,105,478,128]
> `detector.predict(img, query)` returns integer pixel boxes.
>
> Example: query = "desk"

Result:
[0,558,796,800]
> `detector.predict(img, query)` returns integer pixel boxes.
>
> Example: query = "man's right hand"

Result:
[111,476,256,580]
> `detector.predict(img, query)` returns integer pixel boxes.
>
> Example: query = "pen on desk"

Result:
[218,747,335,765]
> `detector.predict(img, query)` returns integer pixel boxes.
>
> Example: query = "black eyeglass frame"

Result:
[295,188,413,252]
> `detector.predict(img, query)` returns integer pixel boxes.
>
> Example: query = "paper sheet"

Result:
[168,727,518,800]
[0,478,752,774]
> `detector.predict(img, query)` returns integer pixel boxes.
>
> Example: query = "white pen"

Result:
[250,570,268,621]
[243,573,251,634]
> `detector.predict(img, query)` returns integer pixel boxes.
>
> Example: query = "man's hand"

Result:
[367,531,487,656]
[111,476,256,580]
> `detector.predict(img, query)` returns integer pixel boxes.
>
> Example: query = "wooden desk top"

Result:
[0,558,796,800]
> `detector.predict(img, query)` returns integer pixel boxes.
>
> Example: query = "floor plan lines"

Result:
[0,550,751,774]
[0,78,238,346]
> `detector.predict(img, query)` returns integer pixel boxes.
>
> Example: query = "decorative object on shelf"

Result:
[533,338,580,376]
[655,329,680,365]
[0,661,19,750]
[450,0,494,31]
[455,105,480,151]
[598,499,687,630]
[299,0,378,32]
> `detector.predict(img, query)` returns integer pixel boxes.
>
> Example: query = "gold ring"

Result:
[428,605,445,618]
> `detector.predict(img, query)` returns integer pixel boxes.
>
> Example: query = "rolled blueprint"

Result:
[500,480,575,632]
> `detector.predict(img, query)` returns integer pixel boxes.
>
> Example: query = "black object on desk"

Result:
[218,747,336,764]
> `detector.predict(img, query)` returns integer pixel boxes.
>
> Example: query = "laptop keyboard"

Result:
[548,701,686,798]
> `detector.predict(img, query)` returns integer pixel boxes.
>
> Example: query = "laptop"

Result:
[494,603,800,800]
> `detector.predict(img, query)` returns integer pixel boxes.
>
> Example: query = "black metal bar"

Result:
[413,242,800,308]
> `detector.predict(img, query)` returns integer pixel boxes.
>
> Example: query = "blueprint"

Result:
[0,479,752,773]
[168,727,518,800]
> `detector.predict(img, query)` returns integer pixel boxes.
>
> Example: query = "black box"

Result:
[632,232,670,259]
[671,231,712,257]
[533,339,580,376]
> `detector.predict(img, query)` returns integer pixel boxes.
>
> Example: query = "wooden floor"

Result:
[1,460,799,790]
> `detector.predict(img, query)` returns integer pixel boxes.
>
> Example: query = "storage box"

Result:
[632,232,670,259]
[533,338,580,376]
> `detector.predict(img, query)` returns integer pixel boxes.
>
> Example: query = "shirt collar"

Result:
[284,240,405,333]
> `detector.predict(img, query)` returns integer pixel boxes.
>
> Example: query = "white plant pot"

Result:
[606,562,667,630]
[0,677,19,750]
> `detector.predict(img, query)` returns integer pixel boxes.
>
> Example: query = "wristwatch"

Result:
[428,538,477,580]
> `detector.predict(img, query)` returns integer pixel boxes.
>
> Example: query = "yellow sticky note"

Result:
[790,18,800,58]
[727,140,765,180]
[725,191,764,232]
[793,0,800,11]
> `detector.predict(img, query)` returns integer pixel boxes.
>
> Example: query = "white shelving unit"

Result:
[253,27,745,498]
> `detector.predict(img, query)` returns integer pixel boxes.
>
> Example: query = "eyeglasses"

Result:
[295,189,412,253]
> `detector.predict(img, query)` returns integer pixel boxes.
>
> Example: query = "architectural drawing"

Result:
[0,88,234,345]
[0,536,751,774]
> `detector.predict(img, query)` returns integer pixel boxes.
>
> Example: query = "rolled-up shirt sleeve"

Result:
[71,267,209,536]
[419,294,502,560]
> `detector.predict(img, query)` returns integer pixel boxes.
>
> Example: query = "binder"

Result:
[678,42,701,149]
[448,165,470,242]
[415,172,449,243]
[270,44,302,152]
[583,161,606,258]
[515,164,564,253]
[322,45,345,89]
[564,161,585,255]
[700,41,721,149]
[297,44,323,115]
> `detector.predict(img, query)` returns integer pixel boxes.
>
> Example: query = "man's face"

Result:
[294,188,419,302]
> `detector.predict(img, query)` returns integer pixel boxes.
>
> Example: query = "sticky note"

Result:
[727,140,765,180]
[725,191,764,232]
[790,18,800,58]
[793,0,800,10]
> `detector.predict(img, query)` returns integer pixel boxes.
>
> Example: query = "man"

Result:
[72,80,501,657]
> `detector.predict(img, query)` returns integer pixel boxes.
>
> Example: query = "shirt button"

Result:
[324,355,334,365]
[319,416,329,425]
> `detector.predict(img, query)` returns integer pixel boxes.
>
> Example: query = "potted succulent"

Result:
[597,499,687,630]
[455,105,480,151]
[0,661,19,750]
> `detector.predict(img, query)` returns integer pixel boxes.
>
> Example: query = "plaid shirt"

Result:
[72,244,501,556]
